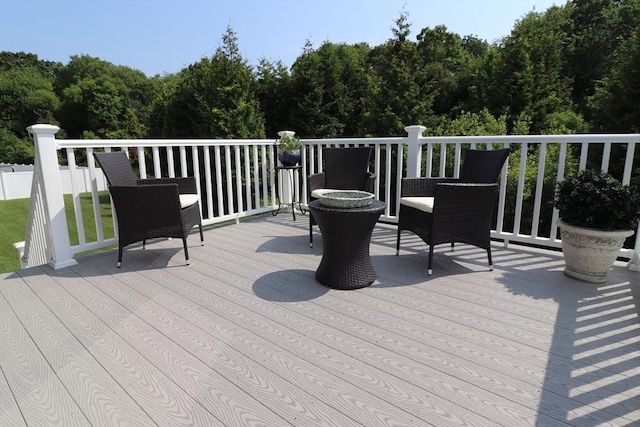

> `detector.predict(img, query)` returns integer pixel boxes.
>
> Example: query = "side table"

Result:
[273,165,305,220]
[309,199,385,290]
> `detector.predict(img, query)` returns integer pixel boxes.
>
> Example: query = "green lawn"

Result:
[0,192,115,273]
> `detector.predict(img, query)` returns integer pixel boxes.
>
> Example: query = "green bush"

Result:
[554,169,640,230]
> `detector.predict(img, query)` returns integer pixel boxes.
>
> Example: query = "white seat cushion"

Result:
[400,196,434,213]
[179,194,199,208]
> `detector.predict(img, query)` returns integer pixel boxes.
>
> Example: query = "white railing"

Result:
[16,124,640,272]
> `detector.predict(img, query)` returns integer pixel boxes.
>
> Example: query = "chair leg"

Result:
[183,238,190,265]
[487,247,493,271]
[396,228,401,255]
[142,239,146,249]
[309,218,313,248]
[199,224,204,245]
[117,246,123,268]
[428,244,434,275]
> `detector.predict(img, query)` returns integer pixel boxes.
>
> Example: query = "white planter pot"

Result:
[557,219,633,283]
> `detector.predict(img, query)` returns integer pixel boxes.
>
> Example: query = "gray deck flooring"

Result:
[1,212,638,426]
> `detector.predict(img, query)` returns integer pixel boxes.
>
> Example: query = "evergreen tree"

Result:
[589,23,640,132]
[289,41,372,138]
[368,11,436,136]
[164,27,265,138]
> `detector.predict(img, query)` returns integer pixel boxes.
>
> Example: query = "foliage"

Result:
[554,169,640,230]
[0,128,34,164]
[0,52,59,163]
[416,26,486,117]
[0,0,639,166]
[162,26,265,138]
[289,40,373,138]
[367,11,436,136]
[55,55,152,139]
[492,7,574,133]
[277,134,301,152]
[588,23,640,132]
[433,109,507,136]
[563,0,640,117]
[255,58,293,138]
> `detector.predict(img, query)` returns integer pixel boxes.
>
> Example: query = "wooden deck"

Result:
[1,212,638,427]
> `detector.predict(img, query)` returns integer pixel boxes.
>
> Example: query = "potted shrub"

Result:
[554,169,640,283]
[277,131,302,166]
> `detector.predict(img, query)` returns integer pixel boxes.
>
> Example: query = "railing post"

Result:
[25,124,77,269]
[404,125,426,178]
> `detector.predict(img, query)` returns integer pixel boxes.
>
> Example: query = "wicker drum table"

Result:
[309,199,385,290]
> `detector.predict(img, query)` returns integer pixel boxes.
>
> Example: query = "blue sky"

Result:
[1,0,566,76]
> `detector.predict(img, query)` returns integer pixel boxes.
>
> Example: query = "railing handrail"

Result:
[418,134,640,144]
[56,138,279,148]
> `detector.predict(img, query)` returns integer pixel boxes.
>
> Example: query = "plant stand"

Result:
[272,165,305,221]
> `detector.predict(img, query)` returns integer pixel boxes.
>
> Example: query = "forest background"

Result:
[0,0,639,167]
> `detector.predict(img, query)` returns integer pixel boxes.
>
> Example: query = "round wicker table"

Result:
[309,199,385,290]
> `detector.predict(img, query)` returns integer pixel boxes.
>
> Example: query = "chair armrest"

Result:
[308,173,326,193]
[138,177,198,194]
[364,173,376,193]
[401,177,461,197]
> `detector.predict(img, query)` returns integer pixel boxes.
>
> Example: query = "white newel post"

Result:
[27,124,77,269]
[404,125,426,178]
[277,130,296,209]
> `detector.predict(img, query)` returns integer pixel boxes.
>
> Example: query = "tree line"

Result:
[1,0,639,166]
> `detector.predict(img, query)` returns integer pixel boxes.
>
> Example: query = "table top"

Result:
[309,199,385,214]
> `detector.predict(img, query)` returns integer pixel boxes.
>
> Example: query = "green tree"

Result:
[0,128,34,164]
[146,73,179,138]
[0,65,60,135]
[588,23,640,132]
[56,55,153,138]
[164,27,264,138]
[434,109,508,136]
[416,25,484,117]
[563,0,640,118]
[368,11,436,136]
[289,41,373,137]
[0,52,60,163]
[255,59,294,138]
[492,7,574,133]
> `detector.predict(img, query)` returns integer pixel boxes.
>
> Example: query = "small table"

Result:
[309,199,385,290]
[272,165,304,220]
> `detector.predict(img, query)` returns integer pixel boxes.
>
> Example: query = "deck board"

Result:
[1,212,638,426]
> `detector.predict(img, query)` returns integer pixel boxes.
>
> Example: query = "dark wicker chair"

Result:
[93,151,203,267]
[308,147,375,247]
[396,148,510,275]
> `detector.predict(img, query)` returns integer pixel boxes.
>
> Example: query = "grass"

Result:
[0,191,115,273]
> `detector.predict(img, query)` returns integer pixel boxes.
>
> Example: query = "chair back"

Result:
[323,147,372,190]
[93,151,138,187]
[460,148,510,183]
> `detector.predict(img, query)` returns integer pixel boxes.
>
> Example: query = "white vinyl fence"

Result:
[0,166,107,200]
